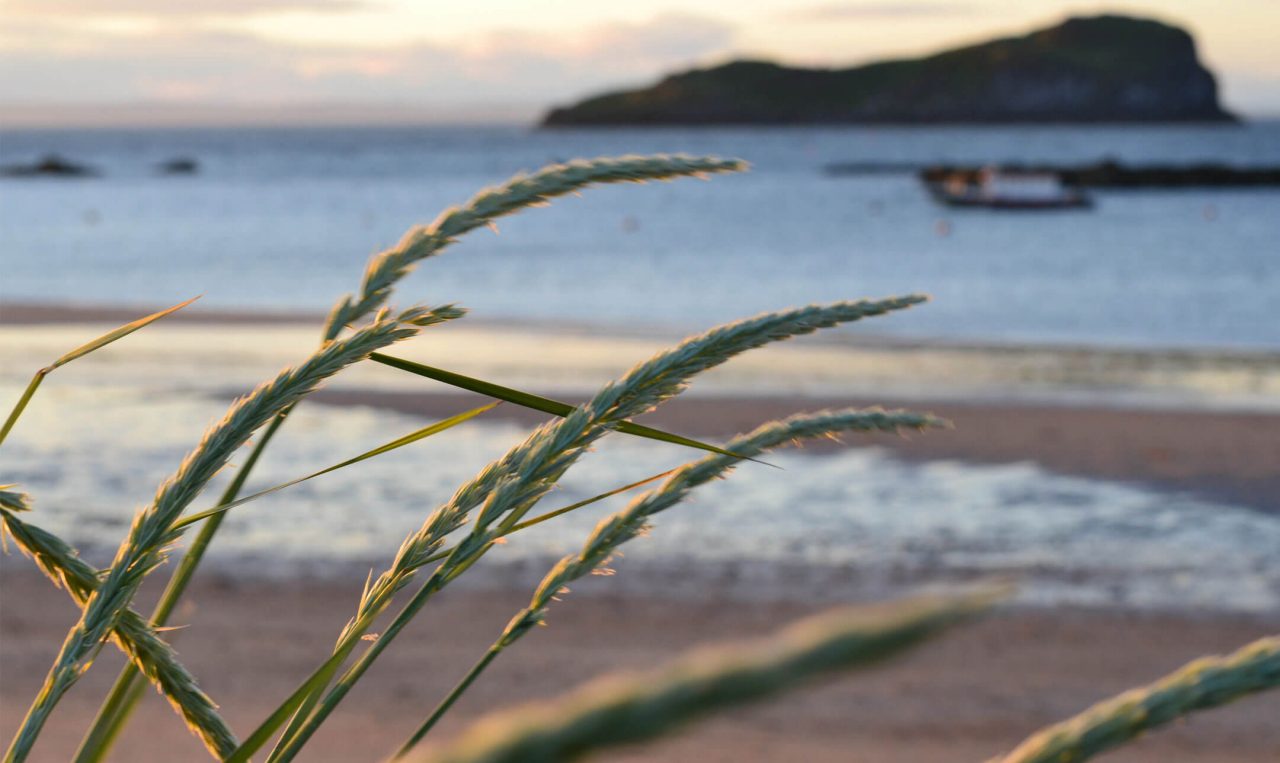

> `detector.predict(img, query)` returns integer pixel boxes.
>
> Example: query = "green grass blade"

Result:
[171,402,499,531]
[267,305,929,761]
[394,646,502,758]
[262,471,672,763]
[0,297,198,450]
[75,410,293,763]
[49,296,200,370]
[394,408,946,758]
[369,352,584,416]
[90,404,494,763]
[0,507,238,758]
[223,650,351,763]
[359,467,676,589]
[5,308,449,763]
[182,403,495,760]
[0,372,45,450]
[369,353,762,463]
[503,469,677,534]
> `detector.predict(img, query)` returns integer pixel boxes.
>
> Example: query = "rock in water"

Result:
[158,157,199,175]
[542,15,1234,126]
[0,154,98,177]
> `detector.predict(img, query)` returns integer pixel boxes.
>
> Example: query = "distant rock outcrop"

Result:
[157,157,199,175]
[542,15,1235,126]
[0,154,98,177]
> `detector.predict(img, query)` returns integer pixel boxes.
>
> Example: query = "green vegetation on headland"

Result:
[542,15,1236,126]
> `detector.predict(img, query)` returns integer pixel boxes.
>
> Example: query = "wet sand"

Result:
[306,388,1280,513]
[1,569,1278,763]
[7,300,1277,512]
[0,300,322,326]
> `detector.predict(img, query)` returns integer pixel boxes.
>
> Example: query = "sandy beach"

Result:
[2,568,1277,762]
[2,303,1278,760]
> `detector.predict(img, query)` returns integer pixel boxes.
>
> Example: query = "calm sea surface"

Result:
[2,124,1278,349]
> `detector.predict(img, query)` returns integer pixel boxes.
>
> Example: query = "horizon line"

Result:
[0,102,543,130]
[3,103,1278,130]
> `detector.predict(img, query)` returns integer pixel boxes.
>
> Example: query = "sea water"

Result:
[2,123,1278,349]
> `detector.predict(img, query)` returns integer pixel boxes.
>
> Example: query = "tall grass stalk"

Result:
[70,437,660,757]
[5,305,461,762]
[367,353,756,461]
[255,298,925,762]
[412,591,1000,763]
[80,153,745,761]
[0,499,237,756]
[0,373,45,450]
[321,155,746,341]
[994,634,1280,763]
[395,407,945,756]
[170,402,499,531]
[71,427,277,761]
[0,298,245,756]
[0,297,198,449]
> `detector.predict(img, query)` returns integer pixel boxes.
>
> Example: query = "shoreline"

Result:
[2,567,1276,762]
[305,387,1280,514]
[5,298,1280,356]
[6,299,1280,416]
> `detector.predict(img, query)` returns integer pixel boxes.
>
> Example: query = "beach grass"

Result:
[410,591,1003,763]
[994,635,1280,763]
[2,153,1275,763]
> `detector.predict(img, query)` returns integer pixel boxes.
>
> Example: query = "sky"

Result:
[3,0,1279,126]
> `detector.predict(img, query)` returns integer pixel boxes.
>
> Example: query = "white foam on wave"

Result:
[4,381,1277,613]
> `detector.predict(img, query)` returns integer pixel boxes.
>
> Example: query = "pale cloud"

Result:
[782,2,979,20]
[554,13,735,63]
[2,2,1277,121]
[0,13,736,113]
[3,0,373,18]
[451,14,734,82]
[0,26,305,102]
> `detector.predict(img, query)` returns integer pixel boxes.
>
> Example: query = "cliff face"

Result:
[542,15,1235,126]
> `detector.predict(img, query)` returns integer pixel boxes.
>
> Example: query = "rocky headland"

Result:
[543,15,1235,126]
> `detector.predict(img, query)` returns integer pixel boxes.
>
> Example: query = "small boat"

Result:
[925,167,1092,210]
